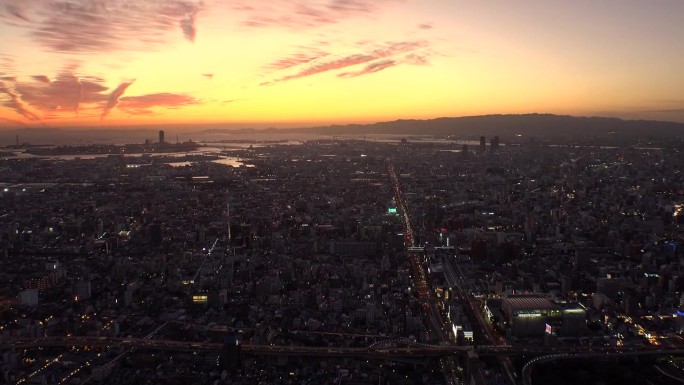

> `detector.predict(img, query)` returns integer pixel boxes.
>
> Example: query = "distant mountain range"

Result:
[294,114,684,140]
[4,114,684,146]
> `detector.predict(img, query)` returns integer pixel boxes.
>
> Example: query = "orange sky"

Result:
[1,0,684,129]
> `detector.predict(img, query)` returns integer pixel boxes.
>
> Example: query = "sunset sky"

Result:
[1,0,684,129]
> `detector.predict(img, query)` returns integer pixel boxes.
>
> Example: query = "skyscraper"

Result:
[479,136,486,153]
[159,130,165,144]
[491,136,500,152]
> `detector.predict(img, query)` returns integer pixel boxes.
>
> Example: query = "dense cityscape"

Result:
[1,132,683,384]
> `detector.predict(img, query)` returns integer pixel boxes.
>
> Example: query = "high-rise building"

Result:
[479,136,486,152]
[491,136,500,151]
[158,130,165,144]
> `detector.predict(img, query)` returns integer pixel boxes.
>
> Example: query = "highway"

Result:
[388,164,457,384]
[3,336,684,360]
[443,255,517,384]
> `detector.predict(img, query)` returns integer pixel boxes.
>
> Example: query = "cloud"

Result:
[116,92,200,115]
[265,51,330,70]
[418,23,433,30]
[1,1,204,54]
[337,59,397,78]
[118,92,199,109]
[15,70,109,116]
[263,54,374,85]
[263,40,429,84]
[32,75,50,83]
[5,3,30,22]
[178,11,198,42]
[404,53,429,66]
[100,81,134,121]
[1,70,204,122]
[123,109,156,116]
[202,73,214,79]
[238,0,398,29]
[0,82,42,121]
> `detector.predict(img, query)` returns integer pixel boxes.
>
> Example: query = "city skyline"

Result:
[1,0,684,129]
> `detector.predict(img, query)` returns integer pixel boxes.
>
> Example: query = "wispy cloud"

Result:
[1,1,204,54]
[5,3,30,22]
[202,73,214,79]
[263,54,373,85]
[237,0,399,29]
[118,92,199,109]
[404,53,429,66]
[265,51,330,70]
[100,81,134,121]
[337,59,397,78]
[117,92,200,115]
[418,23,433,30]
[263,40,429,84]
[0,82,42,122]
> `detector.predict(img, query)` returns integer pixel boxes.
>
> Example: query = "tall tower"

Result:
[479,136,486,153]
[491,136,500,152]
[158,130,165,144]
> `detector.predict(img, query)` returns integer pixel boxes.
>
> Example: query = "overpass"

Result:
[521,349,684,385]
[3,336,684,360]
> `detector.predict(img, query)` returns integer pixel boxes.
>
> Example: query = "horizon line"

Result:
[2,112,684,132]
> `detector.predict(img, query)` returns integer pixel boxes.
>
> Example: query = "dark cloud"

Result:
[180,16,197,41]
[337,59,396,78]
[100,81,134,121]
[32,75,50,83]
[418,23,433,30]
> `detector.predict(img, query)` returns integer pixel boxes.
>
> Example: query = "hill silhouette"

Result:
[298,114,684,140]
